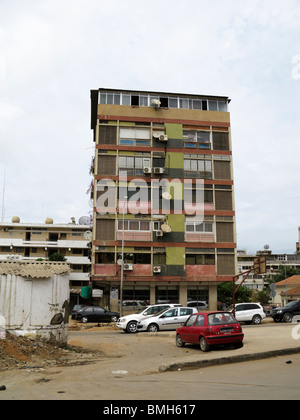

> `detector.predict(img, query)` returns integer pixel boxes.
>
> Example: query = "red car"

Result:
[176,311,244,352]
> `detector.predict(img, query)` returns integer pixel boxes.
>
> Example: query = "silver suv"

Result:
[227,303,266,325]
[116,303,182,333]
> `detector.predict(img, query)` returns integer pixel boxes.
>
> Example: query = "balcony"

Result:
[185,232,215,243]
[116,231,152,241]
[94,264,152,276]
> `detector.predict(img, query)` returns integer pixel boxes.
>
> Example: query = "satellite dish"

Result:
[151,99,161,107]
[161,224,171,233]
[264,244,270,250]
[162,192,172,200]
[79,216,90,225]
[117,259,123,266]
[84,230,92,241]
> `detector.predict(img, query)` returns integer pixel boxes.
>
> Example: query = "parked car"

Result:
[116,303,182,333]
[187,301,208,310]
[176,311,244,352]
[137,307,198,332]
[75,306,119,323]
[227,303,266,325]
[122,300,147,312]
[71,304,87,319]
[271,300,300,323]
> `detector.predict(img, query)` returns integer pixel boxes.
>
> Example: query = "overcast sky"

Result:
[0,0,300,254]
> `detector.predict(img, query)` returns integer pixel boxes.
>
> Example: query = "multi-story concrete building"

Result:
[90,89,237,310]
[237,248,300,291]
[0,216,91,305]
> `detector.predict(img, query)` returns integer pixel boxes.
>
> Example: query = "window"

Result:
[72,248,83,255]
[117,253,151,264]
[153,253,166,265]
[118,156,151,176]
[186,254,215,265]
[179,98,189,109]
[169,97,178,108]
[98,126,117,145]
[185,220,214,233]
[131,95,139,106]
[100,92,120,105]
[212,132,230,151]
[186,314,197,327]
[119,127,151,146]
[98,91,228,112]
[196,315,205,326]
[153,157,165,168]
[96,253,115,264]
[183,130,211,149]
[94,307,105,313]
[179,308,194,316]
[163,308,178,317]
[118,220,150,231]
[184,157,212,179]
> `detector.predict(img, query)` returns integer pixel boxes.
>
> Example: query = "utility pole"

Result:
[119,196,127,317]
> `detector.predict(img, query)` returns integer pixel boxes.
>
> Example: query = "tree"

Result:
[270,265,300,284]
[48,252,66,262]
[218,282,252,307]
[253,290,270,305]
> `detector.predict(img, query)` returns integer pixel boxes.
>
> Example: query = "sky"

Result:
[0,0,300,254]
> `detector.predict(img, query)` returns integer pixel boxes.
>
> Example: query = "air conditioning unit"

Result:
[124,263,133,271]
[143,167,152,174]
[153,266,161,273]
[153,167,164,174]
[159,135,168,142]
[156,230,163,237]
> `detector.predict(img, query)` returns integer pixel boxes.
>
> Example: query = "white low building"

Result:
[0,261,71,345]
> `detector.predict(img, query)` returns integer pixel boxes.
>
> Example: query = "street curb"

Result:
[158,347,300,372]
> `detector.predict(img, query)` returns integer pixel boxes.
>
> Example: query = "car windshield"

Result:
[207,312,236,325]
[151,309,168,317]
[136,307,150,314]
[226,305,233,311]
[286,301,298,307]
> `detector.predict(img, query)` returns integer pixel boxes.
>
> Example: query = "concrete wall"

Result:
[0,272,70,346]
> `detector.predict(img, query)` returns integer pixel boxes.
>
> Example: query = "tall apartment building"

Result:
[0,217,91,306]
[90,89,236,310]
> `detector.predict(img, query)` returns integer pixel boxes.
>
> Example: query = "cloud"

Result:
[0,0,299,253]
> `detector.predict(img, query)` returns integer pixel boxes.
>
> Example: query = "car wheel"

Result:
[199,336,210,352]
[252,315,262,325]
[147,323,159,332]
[81,317,88,323]
[283,313,293,323]
[176,334,185,347]
[126,321,138,333]
[111,315,118,322]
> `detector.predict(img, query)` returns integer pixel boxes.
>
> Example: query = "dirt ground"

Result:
[0,321,116,372]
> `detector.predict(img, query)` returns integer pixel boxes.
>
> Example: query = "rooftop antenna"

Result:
[1,169,6,223]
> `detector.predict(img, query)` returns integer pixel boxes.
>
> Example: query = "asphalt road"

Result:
[1,321,300,401]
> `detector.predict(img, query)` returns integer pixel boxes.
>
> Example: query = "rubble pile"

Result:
[0,332,101,371]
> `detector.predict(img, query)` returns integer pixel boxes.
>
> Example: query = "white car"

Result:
[137,306,198,332]
[116,303,182,333]
[227,303,266,325]
[187,301,208,310]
